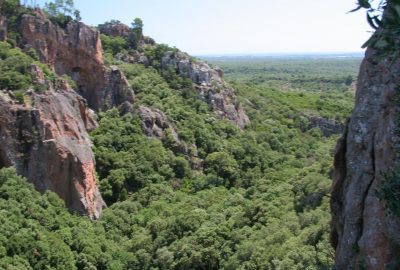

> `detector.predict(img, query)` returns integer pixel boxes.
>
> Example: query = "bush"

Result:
[100,34,127,55]
[0,42,33,90]
[376,171,400,217]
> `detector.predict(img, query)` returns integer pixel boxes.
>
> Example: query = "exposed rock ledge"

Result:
[308,115,344,137]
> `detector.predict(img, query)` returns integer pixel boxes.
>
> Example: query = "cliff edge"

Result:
[330,4,400,269]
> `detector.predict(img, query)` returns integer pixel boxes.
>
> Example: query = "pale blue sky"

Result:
[33,0,372,55]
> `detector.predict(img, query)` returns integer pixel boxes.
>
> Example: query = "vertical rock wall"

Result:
[331,7,400,267]
[19,10,134,111]
[0,86,105,219]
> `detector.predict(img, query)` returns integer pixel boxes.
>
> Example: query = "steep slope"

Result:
[99,21,249,129]
[330,5,400,269]
[0,5,249,218]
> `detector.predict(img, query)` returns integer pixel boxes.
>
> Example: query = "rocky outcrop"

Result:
[115,51,149,66]
[330,8,400,268]
[97,21,249,129]
[161,51,250,129]
[0,76,105,219]
[308,116,343,137]
[104,66,135,110]
[19,10,134,112]
[0,16,7,41]
[138,106,187,153]
[98,21,130,38]
[139,106,177,139]
[138,106,201,168]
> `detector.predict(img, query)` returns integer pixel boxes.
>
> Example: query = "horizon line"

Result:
[194,51,365,57]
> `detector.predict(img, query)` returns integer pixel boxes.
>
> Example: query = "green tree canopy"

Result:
[44,0,81,23]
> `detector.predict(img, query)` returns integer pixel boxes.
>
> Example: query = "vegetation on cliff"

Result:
[0,54,359,269]
[0,1,361,269]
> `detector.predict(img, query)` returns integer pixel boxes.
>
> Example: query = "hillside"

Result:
[0,1,371,269]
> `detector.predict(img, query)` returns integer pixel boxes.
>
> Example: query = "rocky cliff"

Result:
[330,6,400,269]
[98,22,249,129]
[161,51,250,129]
[0,8,137,218]
[19,10,134,111]
[0,6,250,219]
[0,71,105,219]
[0,10,140,218]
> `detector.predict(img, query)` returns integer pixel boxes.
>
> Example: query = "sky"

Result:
[32,0,372,55]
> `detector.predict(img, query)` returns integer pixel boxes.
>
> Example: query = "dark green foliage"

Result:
[0,168,131,269]
[100,34,127,55]
[351,0,400,55]
[0,42,33,90]
[83,54,357,268]
[376,86,400,217]
[131,17,143,40]
[0,7,358,265]
[0,41,56,92]
[142,44,177,70]
[91,109,179,204]
[43,0,81,27]
[376,171,400,216]
[1,0,21,16]
[204,152,239,187]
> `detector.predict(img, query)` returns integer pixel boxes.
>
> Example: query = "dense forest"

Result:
[0,0,363,269]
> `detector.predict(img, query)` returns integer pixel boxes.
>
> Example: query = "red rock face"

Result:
[19,11,105,110]
[0,10,135,219]
[331,27,400,270]
[19,10,134,112]
[0,87,105,219]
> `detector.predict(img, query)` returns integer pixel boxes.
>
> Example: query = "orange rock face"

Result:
[0,87,105,219]
[19,10,134,111]
[5,11,138,218]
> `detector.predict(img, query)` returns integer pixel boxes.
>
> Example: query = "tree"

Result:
[128,17,144,49]
[44,0,81,24]
[204,152,239,187]
[351,0,400,53]
[131,17,144,36]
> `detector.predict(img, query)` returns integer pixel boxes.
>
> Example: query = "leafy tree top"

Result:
[44,0,81,21]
